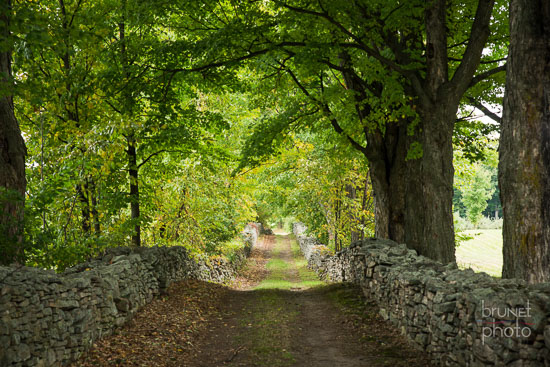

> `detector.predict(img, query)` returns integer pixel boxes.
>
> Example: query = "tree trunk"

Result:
[127,134,141,246]
[76,183,91,233]
[59,0,95,237]
[328,117,408,246]
[370,172,390,238]
[319,200,335,244]
[360,172,370,241]
[499,0,550,283]
[0,0,27,264]
[338,52,408,245]
[405,106,456,263]
[400,0,456,264]
[396,0,494,264]
[344,182,361,244]
[368,121,409,244]
[334,187,341,251]
[90,181,100,234]
[118,9,140,247]
[317,0,493,263]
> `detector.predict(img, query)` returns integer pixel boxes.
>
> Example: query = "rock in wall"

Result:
[0,224,258,367]
[293,223,550,366]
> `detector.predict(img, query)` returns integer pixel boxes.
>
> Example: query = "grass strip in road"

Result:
[291,240,324,285]
[255,235,323,290]
[235,234,324,365]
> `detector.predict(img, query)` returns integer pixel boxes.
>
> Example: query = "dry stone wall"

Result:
[0,224,259,367]
[293,223,550,366]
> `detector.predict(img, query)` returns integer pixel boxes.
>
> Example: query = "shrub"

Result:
[454,212,474,232]
[476,216,503,229]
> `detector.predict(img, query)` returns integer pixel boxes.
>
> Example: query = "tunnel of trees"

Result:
[0,0,548,283]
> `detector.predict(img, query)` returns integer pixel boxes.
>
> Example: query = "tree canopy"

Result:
[1,0,548,283]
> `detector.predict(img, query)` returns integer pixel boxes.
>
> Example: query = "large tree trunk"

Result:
[401,0,456,264]
[405,105,456,263]
[499,0,550,283]
[367,110,454,264]
[318,0,492,263]
[367,122,408,245]
[382,121,408,244]
[338,51,408,245]
[0,0,27,264]
[118,12,141,247]
[397,0,494,264]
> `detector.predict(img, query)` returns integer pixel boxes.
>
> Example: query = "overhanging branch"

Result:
[467,97,501,124]
[469,64,506,88]
[137,149,189,169]
[283,65,368,156]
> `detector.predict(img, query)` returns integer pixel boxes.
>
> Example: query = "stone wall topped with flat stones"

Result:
[293,223,550,366]
[0,224,259,367]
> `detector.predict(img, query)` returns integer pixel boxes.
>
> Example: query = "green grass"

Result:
[255,235,324,290]
[254,279,297,290]
[237,235,305,365]
[456,229,502,277]
[266,258,289,271]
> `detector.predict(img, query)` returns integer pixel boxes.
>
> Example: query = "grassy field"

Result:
[456,229,503,277]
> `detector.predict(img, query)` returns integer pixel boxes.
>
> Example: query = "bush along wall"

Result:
[0,224,259,367]
[293,223,550,366]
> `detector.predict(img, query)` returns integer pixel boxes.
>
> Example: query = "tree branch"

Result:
[326,110,368,156]
[448,0,496,96]
[448,56,507,64]
[160,41,306,75]
[283,65,368,156]
[469,64,506,88]
[137,149,188,169]
[277,2,418,83]
[466,97,501,124]
[424,0,448,93]
[104,99,123,115]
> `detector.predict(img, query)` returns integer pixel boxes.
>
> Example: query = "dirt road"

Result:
[75,234,431,367]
